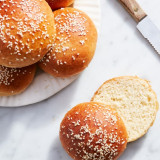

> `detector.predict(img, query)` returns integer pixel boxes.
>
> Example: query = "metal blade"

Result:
[137,16,160,54]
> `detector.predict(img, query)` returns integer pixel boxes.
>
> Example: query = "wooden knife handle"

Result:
[119,0,147,22]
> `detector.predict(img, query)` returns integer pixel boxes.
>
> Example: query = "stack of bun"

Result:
[0,0,97,96]
[1,1,158,159]
[60,76,159,160]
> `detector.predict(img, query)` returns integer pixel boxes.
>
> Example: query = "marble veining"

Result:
[0,0,160,159]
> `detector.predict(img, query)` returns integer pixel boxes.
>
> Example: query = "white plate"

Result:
[0,0,101,107]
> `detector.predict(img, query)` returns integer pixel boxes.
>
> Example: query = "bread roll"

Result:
[45,0,74,10]
[38,8,97,77]
[60,102,128,160]
[0,0,56,68]
[91,76,159,142]
[0,64,36,96]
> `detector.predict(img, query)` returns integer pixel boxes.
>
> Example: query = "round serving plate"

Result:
[0,0,101,107]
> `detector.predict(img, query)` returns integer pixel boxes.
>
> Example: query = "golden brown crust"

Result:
[0,0,56,68]
[38,8,97,78]
[60,102,128,160]
[46,0,75,10]
[0,64,36,96]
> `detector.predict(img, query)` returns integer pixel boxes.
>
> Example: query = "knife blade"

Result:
[119,0,160,54]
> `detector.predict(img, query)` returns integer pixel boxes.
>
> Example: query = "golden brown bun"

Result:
[38,8,97,78]
[60,102,128,160]
[0,0,56,68]
[46,0,74,10]
[0,64,36,96]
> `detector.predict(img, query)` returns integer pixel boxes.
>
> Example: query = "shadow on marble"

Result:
[119,134,147,160]
[0,76,81,145]
[26,76,83,129]
[0,109,15,145]
[47,134,147,160]
[47,136,72,160]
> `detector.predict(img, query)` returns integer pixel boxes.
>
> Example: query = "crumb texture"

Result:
[91,76,159,142]
[60,102,128,160]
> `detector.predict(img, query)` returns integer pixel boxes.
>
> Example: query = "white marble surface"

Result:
[1,0,160,159]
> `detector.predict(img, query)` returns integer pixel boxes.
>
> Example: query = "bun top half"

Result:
[39,8,97,77]
[0,0,56,68]
[60,102,128,160]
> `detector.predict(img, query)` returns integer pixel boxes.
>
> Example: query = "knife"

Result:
[119,0,160,54]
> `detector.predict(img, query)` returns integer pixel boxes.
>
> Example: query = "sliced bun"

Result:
[60,102,128,160]
[38,8,97,77]
[0,0,56,68]
[0,64,36,96]
[91,76,159,142]
[46,0,74,10]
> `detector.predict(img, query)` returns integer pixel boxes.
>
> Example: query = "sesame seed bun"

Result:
[91,76,159,142]
[0,0,56,68]
[46,0,74,10]
[38,8,97,78]
[60,102,128,160]
[0,64,36,96]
